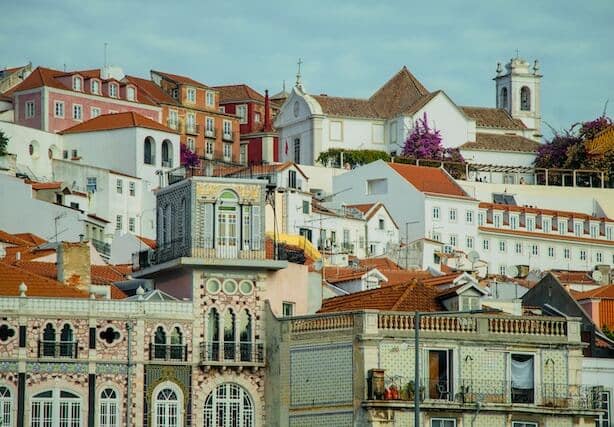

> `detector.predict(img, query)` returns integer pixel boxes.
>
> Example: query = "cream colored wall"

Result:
[265,262,311,316]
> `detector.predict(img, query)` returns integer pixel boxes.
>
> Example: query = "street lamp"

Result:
[413,309,496,427]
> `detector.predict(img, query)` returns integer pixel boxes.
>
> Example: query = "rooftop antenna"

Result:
[104,42,108,68]
[515,49,520,59]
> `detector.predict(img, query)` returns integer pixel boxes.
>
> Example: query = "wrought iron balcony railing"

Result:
[149,343,188,362]
[37,340,78,358]
[200,340,265,367]
[153,237,269,264]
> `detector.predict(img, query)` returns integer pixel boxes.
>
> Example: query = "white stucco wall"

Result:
[364,207,399,256]
[424,195,479,253]
[460,148,537,168]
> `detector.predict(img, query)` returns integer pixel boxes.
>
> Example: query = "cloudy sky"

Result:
[2,0,612,136]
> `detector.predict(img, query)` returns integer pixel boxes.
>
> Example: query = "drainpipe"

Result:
[126,321,133,427]
[471,401,482,427]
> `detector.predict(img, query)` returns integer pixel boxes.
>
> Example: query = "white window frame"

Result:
[465,210,473,224]
[126,86,136,101]
[168,110,179,129]
[129,181,136,197]
[205,140,214,158]
[206,91,215,106]
[205,117,215,135]
[548,247,555,257]
[109,83,118,98]
[466,235,474,249]
[223,120,232,137]
[449,208,457,222]
[431,418,457,427]
[236,104,248,124]
[499,240,506,252]
[73,104,82,121]
[449,234,457,247]
[54,100,64,118]
[187,137,195,151]
[482,239,489,250]
[73,76,82,91]
[477,212,485,226]
[25,101,35,118]
[559,220,567,235]
[564,248,570,259]
[526,217,535,231]
[152,382,183,427]
[432,207,440,220]
[494,214,502,228]
[580,250,587,261]
[99,387,120,427]
[116,215,123,232]
[203,383,253,427]
[0,385,12,427]
[129,217,136,233]
[31,389,82,427]
[223,143,232,161]
[91,79,100,94]
[515,242,522,254]
[116,179,123,194]
[91,106,101,118]
[86,177,97,193]
[531,244,538,256]
[186,87,196,103]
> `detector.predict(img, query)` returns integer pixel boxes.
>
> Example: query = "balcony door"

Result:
[428,349,453,400]
[216,191,239,258]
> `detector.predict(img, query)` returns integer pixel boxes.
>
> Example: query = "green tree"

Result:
[316,148,390,168]
[0,130,8,156]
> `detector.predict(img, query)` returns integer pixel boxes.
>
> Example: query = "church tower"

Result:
[494,55,542,139]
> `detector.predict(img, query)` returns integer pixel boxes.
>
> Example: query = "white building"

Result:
[333,160,479,251]
[311,201,368,258]
[274,57,542,168]
[341,202,399,257]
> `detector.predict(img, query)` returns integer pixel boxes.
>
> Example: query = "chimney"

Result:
[263,89,272,132]
[57,241,91,290]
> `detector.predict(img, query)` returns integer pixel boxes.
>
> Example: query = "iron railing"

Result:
[204,128,216,138]
[371,376,600,410]
[200,341,265,366]
[91,238,110,256]
[185,123,200,135]
[37,340,78,358]
[154,237,269,264]
[222,131,236,142]
[149,343,188,361]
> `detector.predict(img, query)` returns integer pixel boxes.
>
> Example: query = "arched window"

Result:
[239,310,252,362]
[204,383,254,427]
[99,388,119,427]
[520,86,531,111]
[0,385,12,427]
[42,323,56,357]
[207,308,220,361]
[161,139,172,167]
[154,326,167,360]
[144,137,155,165]
[170,327,184,361]
[60,323,74,357]
[223,309,236,361]
[31,389,81,426]
[500,87,508,109]
[153,384,182,427]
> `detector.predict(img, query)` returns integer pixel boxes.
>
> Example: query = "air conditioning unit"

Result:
[442,245,454,254]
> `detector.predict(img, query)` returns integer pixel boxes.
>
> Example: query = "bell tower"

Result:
[494,55,542,139]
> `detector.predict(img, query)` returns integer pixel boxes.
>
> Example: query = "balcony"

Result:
[204,128,216,139]
[149,343,188,362]
[222,131,235,142]
[166,118,179,130]
[154,237,270,265]
[37,340,78,358]
[200,340,265,368]
[91,238,110,257]
[185,123,200,135]
[366,376,600,412]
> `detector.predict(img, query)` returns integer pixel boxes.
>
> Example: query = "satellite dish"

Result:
[592,270,603,282]
[467,251,480,263]
[506,265,519,278]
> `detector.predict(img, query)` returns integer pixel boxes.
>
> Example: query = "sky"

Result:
[2,0,613,137]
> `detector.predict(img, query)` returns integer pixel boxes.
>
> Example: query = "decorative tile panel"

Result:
[289,411,353,427]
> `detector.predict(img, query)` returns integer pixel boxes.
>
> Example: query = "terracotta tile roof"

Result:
[357,256,402,270]
[402,91,441,116]
[14,260,129,288]
[152,70,209,88]
[0,262,88,298]
[461,133,540,153]
[214,84,265,103]
[586,125,614,156]
[0,230,32,247]
[137,235,157,249]
[318,280,444,313]
[240,161,309,180]
[381,269,433,286]
[369,66,429,118]
[573,285,614,300]
[60,112,176,134]
[312,95,380,119]
[2,246,55,264]
[345,203,398,227]
[323,266,369,284]
[422,273,463,287]
[479,226,614,246]
[460,106,527,129]
[387,162,470,198]
[125,75,177,105]
[25,180,63,190]
[12,233,47,246]
[345,203,375,215]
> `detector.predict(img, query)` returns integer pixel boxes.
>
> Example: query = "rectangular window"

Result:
[86,177,97,192]
[205,140,214,158]
[432,232,441,242]
[499,265,506,275]
[282,302,294,317]
[477,212,484,226]
[115,215,123,231]
[70,202,79,209]
[91,107,101,118]
[366,178,387,195]
[254,112,261,123]
[389,121,397,143]
[186,87,196,103]
[378,219,385,230]
[526,217,534,231]
[63,150,68,159]
[206,91,215,106]
[494,214,501,228]
[128,217,135,232]
[590,224,598,238]
[109,84,118,98]
[168,110,178,129]
[116,179,123,194]
[465,210,473,224]
[129,182,135,197]
[580,250,587,261]
[126,86,136,101]
[218,106,225,113]
[466,236,474,249]
[596,390,611,427]
[223,120,232,137]
[205,117,215,137]
[54,101,64,118]
[531,244,538,256]
[574,222,582,237]
[510,216,518,230]
[71,149,78,159]
[240,144,247,165]
[512,422,538,427]
[511,353,534,403]
[543,218,551,233]
[73,77,82,91]
[236,105,247,124]
[223,143,232,160]
[607,227,614,241]
[596,252,603,263]
[449,208,457,222]
[187,137,195,151]
[559,220,567,235]
[482,239,489,250]
[499,240,506,252]
[431,419,456,427]
[427,350,453,401]
[433,207,440,220]
[564,248,570,259]
[449,234,457,247]
[548,247,555,257]
[288,170,297,189]
[25,101,35,118]
[330,120,343,141]
[343,229,350,246]
[91,79,100,94]
[186,113,196,133]
[515,242,522,254]
[302,200,310,214]
[73,104,82,120]
[294,138,300,163]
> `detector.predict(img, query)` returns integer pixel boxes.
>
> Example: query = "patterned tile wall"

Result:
[289,411,353,427]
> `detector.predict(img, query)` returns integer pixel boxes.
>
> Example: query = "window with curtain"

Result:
[511,353,534,403]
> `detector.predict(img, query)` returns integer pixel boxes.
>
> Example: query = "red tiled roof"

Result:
[0,262,88,298]
[381,269,433,286]
[318,280,444,313]
[461,133,540,153]
[137,235,157,249]
[214,84,265,103]
[387,162,469,198]
[574,285,614,300]
[422,273,463,287]
[357,257,402,271]
[312,95,380,119]
[460,106,527,130]
[323,266,370,284]
[12,233,47,246]
[152,70,209,88]
[25,180,63,190]
[0,230,32,247]
[369,66,430,118]
[125,75,177,105]
[346,203,375,215]
[60,112,176,134]
[479,226,614,246]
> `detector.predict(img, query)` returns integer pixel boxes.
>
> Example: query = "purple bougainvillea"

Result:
[402,112,464,162]
[180,143,200,168]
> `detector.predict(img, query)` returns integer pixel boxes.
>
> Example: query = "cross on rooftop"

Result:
[296,58,303,87]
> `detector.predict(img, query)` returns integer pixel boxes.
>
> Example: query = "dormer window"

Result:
[126,86,136,101]
[109,83,118,98]
[186,88,196,103]
[73,76,82,91]
[91,79,100,94]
